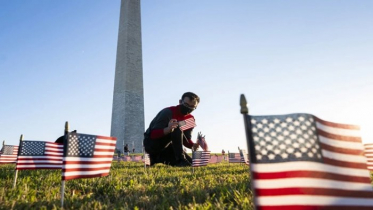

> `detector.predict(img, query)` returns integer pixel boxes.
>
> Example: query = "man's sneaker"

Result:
[149,154,159,166]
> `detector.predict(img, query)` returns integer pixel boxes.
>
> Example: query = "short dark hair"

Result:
[181,92,200,103]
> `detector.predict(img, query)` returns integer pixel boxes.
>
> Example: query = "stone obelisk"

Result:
[111,0,144,153]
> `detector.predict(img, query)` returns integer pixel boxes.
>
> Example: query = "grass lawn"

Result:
[0,161,253,210]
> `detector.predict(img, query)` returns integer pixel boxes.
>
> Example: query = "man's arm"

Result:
[149,109,173,139]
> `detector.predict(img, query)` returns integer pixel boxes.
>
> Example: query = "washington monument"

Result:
[111,0,144,153]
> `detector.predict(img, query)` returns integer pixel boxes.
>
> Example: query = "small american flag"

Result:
[16,141,63,170]
[228,153,241,163]
[245,113,373,209]
[192,151,210,167]
[0,145,19,164]
[62,132,117,180]
[197,133,209,151]
[208,155,224,164]
[144,153,151,166]
[179,118,196,131]
[239,149,249,165]
[364,143,373,171]
[132,155,142,162]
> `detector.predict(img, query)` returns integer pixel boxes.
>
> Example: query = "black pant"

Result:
[144,128,191,165]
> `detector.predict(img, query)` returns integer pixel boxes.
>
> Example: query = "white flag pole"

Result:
[61,121,69,208]
[13,134,23,188]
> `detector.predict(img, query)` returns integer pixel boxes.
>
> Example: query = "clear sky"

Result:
[1,0,372,153]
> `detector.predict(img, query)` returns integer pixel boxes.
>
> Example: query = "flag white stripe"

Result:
[64,157,113,162]
[316,122,361,137]
[64,163,112,169]
[45,143,63,148]
[251,162,370,177]
[45,147,63,153]
[94,145,116,150]
[255,177,373,191]
[96,139,116,144]
[17,160,62,163]
[44,151,63,156]
[258,195,373,206]
[319,136,364,150]
[321,150,367,163]
[93,151,115,155]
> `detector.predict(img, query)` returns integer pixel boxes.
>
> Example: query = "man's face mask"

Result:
[180,101,196,115]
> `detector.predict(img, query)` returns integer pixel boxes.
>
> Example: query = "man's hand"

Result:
[192,143,199,151]
[164,119,178,135]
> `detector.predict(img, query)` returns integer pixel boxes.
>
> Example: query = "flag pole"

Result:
[61,121,69,208]
[192,151,195,173]
[228,151,230,166]
[13,134,23,188]
[143,146,146,170]
[240,94,257,210]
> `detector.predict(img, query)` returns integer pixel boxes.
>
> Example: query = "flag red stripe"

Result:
[320,142,365,156]
[62,173,109,180]
[256,187,373,198]
[317,129,361,142]
[258,205,373,210]
[63,161,112,165]
[18,167,61,170]
[323,157,368,169]
[96,136,116,140]
[63,167,111,172]
[17,162,61,165]
[253,171,371,183]
[42,154,63,157]
[94,148,116,152]
[315,117,360,130]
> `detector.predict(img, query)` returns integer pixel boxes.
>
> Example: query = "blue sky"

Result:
[1,0,372,153]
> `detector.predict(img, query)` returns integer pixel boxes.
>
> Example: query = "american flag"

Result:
[209,155,223,164]
[197,133,209,151]
[123,156,131,161]
[0,145,19,164]
[228,153,241,163]
[245,113,373,209]
[192,151,210,167]
[132,155,142,162]
[209,155,218,164]
[62,132,117,180]
[364,143,373,171]
[16,141,63,170]
[144,153,151,166]
[239,149,249,165]
[179,118,196,131]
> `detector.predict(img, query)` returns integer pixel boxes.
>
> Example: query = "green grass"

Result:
[0,162,253,210]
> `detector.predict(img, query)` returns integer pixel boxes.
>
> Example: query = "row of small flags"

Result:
[0,123,117,207]
[2,140,373,171]
[0,133,117,181]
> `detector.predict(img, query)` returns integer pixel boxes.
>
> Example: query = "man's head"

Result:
[179,92,200,115]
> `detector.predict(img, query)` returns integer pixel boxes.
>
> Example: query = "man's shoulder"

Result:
[154,107,173,118]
